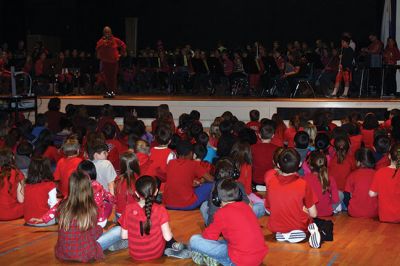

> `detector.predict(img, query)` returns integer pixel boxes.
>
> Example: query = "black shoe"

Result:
[339,94,349,98]
[326,94,337,98]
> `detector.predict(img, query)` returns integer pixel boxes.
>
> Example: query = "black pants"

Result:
[384,65,397,95]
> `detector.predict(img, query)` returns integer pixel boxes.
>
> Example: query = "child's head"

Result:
[304,123,317,146]
[374,135,391,154]
[135,139,150,154]
[193,143,207,161]
[48,97,61,111]
[86,118,98,134]
[214,157,240,181]
[315,133,330,152]
[249,109,260,122]
[59,171,97,231]
[135,175,158,235]
[277,148,301,174]
[176,139,193,158]
[26,156,53,184]
[101,122,117,140]
[334,136,350,163]
[230,141,252,168]
[35,114,47,127]
[168,134,181,151]
[100,104,114,117]
[215,178,242,205]
[88,142,109,161]
[289,114,301,130]
[77,160,97,181]
[190,110,201,121]
[272,147,285,167]
[259,120,275,140]
[294,131,310,149]
[155,125,172,145]
[355,148,376,169]
[341,122,360,136]
[308,151,330,193]
[238,128,257,145]
[189,122,203,140]
[196,132,209,147]
[120,151,140,177]
[62,137,80,157]
[363,113,379,130]
[219,120,232,135]
[16,140,34,157]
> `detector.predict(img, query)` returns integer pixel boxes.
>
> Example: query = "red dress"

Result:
[0,168,24,221]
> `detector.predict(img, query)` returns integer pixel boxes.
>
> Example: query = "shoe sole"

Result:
[308,223,321,248]
[164,248,192,259]
[276,230,306,243]
[191,251,205,265]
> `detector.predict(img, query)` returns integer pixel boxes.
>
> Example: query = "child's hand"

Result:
[192,180,201,187]
[302,206,309,214]
[29,218,44,224]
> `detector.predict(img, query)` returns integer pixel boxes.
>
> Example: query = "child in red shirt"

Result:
[0,148,24,221]
[23,156,58,226]
[373,135,391,170]
[246,109,261,132]
[53,137,82,197]
[101,122,127,174]
[149,125,176,182]
[252,121,278,185]
[303,151,339,217]
[328,136,356,211]
[265,148,321,248]
[361,113,380,149]
[164,140,214,210]
[284,114,303,148]
[345,148,378,218]
[369,144,400,223]
[114,151,139,217]
[120,175,190,261]
[190,179,268,266]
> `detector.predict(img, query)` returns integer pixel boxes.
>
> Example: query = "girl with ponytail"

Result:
[345,148,378,218]
[303,151,339,216]
[119,175,190,261]
[369,143,400,223]
[328,136,356,203]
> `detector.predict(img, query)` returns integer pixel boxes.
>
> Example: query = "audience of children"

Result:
[1,101,400,265]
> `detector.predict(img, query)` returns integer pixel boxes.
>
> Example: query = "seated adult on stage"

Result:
[96,26,126,97]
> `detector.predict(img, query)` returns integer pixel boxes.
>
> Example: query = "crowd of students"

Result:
[0,97,400,265]
[1,32,399,97]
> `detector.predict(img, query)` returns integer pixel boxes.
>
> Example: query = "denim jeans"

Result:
[190,234,234,266]
[97,226,123,251]
[167,183,214,210]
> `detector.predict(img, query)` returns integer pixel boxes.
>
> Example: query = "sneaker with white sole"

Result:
[164,248,192,259]
[255,185,267,192]
[276,230,306,243]
[191,251,219,266]
[308,223,321,248]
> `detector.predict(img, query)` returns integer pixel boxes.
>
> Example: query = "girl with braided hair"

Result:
[369,143,400,223]
[0,148,24,220]
[119,175,190,261]
[303,151,339,217]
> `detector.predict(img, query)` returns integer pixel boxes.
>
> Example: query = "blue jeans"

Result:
[190,234,234,266]
[97,226,122,251]
[167,183,213,211]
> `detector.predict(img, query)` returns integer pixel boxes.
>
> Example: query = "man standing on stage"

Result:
[96,26,126,96]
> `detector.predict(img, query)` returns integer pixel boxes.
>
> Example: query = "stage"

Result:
[37,95,400,127]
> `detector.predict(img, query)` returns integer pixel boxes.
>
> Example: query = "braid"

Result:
[143,195,154,235]
[319,165,330,193]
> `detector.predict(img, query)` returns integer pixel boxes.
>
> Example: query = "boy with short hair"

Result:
[246,109,261,132]
[190,179,268,266]
[88,142,117,195]
[101,122,127,173]
[54,137,83,197]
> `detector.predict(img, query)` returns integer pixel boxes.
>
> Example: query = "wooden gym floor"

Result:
[0,211,399,266]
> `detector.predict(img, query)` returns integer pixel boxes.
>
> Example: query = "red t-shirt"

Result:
[96,36,126,63]
[251,142,278,185]
[375,154,390,170]
[54,156,83,197]
[246,121,260,132]
[203,201,268,266]
[349,135,363,154]
[370,167,400,223]
[0,168,24,221]
[265,174,318,233]
[303,173,339,217]
[361,129,375,149]
[345,168,378,218]
[23,182,56,222]
[149,147,174,182]
[114,175,137,214]
[43,146,61,164]
[328,153,356,191]
[237,163,252,195]
[106,139,128,174]
[119,202,169,261]
[163,158,208,208]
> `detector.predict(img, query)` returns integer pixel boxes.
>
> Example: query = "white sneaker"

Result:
[255,185,266,192]
[276,230,306,243]
[308,223,321,248]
